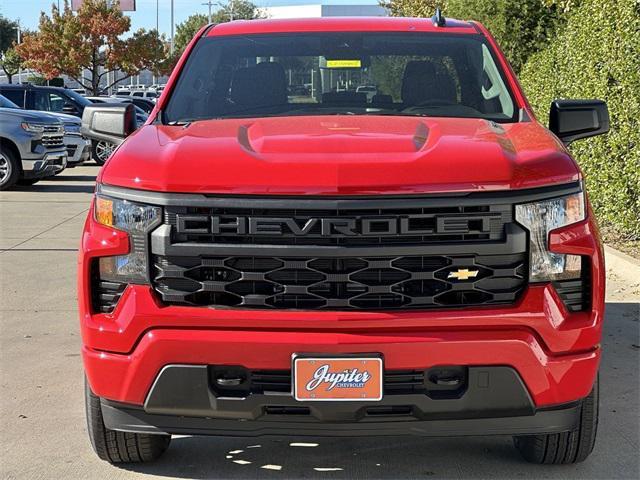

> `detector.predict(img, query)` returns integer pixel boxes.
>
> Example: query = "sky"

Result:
[1,0,379,36]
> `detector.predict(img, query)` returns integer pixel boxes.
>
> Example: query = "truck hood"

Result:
[100,115,580,195]
[0,107,62,125]
[42,111,81,125]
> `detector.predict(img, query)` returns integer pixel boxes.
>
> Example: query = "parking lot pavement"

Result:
[1,166,638,480]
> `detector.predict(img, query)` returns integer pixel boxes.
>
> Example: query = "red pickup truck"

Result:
[78,13,609,465]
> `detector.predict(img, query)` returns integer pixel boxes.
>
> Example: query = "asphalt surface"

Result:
[1,165,639,480]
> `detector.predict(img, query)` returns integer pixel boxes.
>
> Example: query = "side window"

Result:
[48,93,67,112]
[480,45,514,118]
[133,92,143,97]
[33,91,51,111]
[0,89,25,107]
[34,91,68,112]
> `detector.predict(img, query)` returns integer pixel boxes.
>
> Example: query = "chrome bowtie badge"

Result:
[448,269,479,281]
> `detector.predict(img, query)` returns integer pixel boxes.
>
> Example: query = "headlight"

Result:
[94,195,161,283]
[64,123,81,134]
[515,191,585,282]
[21,122,47,133]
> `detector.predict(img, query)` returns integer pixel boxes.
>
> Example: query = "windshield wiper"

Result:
[370,111,430,117]
[166,117,205,126]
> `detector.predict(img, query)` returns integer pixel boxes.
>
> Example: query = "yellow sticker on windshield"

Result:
[326,60,362,69]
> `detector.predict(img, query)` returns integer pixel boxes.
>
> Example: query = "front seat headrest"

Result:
[230,62,288,109]
[401,60,457,105]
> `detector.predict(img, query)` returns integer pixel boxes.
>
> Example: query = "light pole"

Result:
[153,0,159,86]
[202,0,214,23]
[14,22,22,84]
[170,0,175,54]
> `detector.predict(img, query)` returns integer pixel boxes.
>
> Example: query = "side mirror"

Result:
[549,99,609,145]
[62,104,79,115]
[80,104,137,145]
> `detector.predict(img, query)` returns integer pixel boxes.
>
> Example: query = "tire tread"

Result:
[85,379,170,463]
[513,375,598,464]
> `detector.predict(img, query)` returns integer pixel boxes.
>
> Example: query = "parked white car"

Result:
[130,90,158,101]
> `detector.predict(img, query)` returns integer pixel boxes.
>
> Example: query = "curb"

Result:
[604,245,640,275]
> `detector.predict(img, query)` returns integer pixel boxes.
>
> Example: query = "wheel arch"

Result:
[0,136,23,173]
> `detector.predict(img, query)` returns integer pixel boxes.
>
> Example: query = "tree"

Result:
[173,1,262,55]
[0,48,22,84]
[174,14,209,55]
[16,0,168,95]
[380,0,441,18]
[0,15,18,55]
[215,0,262,22]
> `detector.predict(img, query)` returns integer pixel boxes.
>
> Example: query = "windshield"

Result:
[164,32,517,124]
[63,89,92,106]
[0,94,20,109]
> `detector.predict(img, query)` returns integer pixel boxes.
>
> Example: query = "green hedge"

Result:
[519,0,640,240]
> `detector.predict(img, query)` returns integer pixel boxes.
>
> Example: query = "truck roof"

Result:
[207,16,479,37]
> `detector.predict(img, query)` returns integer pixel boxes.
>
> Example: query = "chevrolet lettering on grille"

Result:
[175,214,498,237]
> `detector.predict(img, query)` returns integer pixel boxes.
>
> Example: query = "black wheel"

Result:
[0,148,20,191]
[85,379,171,463]
[92,140,115,166]
[513,376,598,464]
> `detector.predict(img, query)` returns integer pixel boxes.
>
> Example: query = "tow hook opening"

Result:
[426,366,468,399]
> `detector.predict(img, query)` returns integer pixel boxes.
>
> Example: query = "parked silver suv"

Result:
[0,94,67,190]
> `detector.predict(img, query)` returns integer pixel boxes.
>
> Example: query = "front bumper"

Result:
[82,308,600,409]
[99,365,584,437]
[64,135,91,166]
[22,151,67,179]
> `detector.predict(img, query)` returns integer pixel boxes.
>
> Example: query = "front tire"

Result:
[0,148,20,191]
[85,379,171,463]
[92,140,115,166]
[513,375,598,464]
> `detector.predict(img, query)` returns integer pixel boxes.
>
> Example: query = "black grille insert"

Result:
[154,254,526,310]
[553,258,591,312]
[91,262,127,314]
[209,366,468,399]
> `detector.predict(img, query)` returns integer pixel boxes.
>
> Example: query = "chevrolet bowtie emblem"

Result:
[448,269,479,281]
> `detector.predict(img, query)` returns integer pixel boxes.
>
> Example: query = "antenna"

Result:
[432,7,446,27]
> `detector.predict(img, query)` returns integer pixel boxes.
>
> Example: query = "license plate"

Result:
[293,355,383,401]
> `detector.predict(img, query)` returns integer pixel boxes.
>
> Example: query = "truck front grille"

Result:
[91,182,590,312]
[41,126,64,148]
[153,253,526,310]
[141,191,538,311]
